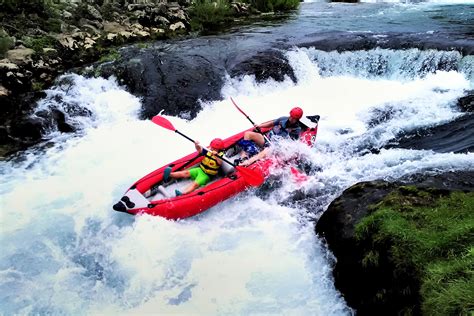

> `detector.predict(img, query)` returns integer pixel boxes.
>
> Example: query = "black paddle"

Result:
[152,115,264,187]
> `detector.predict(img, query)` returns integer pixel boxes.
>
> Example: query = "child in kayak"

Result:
[163,138,226,196]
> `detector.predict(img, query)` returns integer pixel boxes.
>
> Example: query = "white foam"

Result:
[1,45,471,314]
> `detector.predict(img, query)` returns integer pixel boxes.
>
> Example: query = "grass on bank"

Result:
[189,0,233,31]
[355,188,474,316]
[247,0,300,12]
[189,0,300,31]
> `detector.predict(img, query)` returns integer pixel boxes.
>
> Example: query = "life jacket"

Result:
[200,150,224,175]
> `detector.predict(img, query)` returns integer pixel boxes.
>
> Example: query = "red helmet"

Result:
[290,107,303,119]
[210,138,225,150]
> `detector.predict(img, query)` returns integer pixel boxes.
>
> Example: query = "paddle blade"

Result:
[230,97,247,116]
[236,166,265,187]
[152,115,176,131]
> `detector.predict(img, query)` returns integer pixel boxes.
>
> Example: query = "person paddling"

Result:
[163,138,226,196]
[238,107,304,166]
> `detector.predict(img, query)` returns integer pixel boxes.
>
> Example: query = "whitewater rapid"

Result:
[1,45,473,316]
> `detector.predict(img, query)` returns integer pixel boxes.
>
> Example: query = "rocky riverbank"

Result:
[0,0,256,156]
[315,170,474,315]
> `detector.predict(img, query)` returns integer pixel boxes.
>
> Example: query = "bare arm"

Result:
[213,153,223,165]
[240,148,270,166]
[257,120,275,129]
[195,141,203,154]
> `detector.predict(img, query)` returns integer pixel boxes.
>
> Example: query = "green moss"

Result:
[355,190,474,315]
[32,81,44,92]
[99,49,121,63]
[136,42,151,49]
[22,35,58,53]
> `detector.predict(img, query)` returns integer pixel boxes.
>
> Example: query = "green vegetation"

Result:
[189,0,300,31]
[31,81,44,92]
[98,49,121,63]
[355,188,474,315]
[189,0,233,31]
[0,0,55,17]
[22,35,58,53]
[246,0,300,13]
[0,33,14,57]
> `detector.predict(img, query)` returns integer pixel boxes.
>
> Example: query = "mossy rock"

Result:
[317,172,474,315]
[355,190,474,315]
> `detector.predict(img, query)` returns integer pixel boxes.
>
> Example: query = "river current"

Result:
[1,1,473,314]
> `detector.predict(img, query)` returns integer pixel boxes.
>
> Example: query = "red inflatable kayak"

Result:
[113,115,319,219]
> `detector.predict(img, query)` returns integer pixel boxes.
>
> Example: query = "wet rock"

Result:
[9,116,45,140]
[457,91,474,112]
[299,31,474,56]
[315,171,474,315]
[51,109,75,133]
[385,113,474,154]
[229,50,296,83]
[101,48,225,119]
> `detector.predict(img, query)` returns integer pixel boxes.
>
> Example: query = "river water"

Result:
[1,1,473,315]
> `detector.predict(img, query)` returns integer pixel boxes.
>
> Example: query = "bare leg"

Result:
[244,131,265,147]
[170,170,191,179]
[181,181,200,194]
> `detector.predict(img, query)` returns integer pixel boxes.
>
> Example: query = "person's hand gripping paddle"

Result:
[152,115,264,186]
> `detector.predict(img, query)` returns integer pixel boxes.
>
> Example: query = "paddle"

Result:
[230,97,272,143]
[151,115,264,187]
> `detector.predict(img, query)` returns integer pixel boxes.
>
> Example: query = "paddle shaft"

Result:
[230,97,271,143]
[175,130,195,143]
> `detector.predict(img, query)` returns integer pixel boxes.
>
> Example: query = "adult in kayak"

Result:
[163,138,226,196]
[238,107,304,166]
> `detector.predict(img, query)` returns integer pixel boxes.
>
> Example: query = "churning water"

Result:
[1,1,473,315]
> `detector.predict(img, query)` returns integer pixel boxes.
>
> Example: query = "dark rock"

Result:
[385,113,474,154]
[315,171,474,315]
[299,31,474,56]
[9,116,45,140]
[457,91,474,112]
[99,47,226,119]
[229,50,296,83]
[0,126,11,144]
[51,109,75,133]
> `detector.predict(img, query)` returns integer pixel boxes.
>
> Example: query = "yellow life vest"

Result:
[200,150,224,175]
